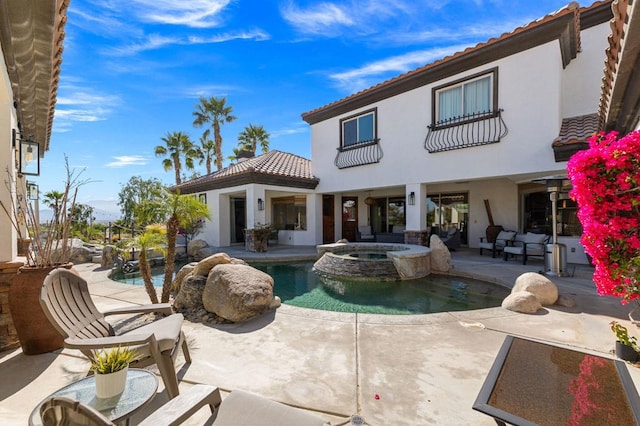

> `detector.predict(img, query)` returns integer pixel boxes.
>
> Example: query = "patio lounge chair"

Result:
[39,268,190,399]
[356,225,376,242]
[39,385,330,426]
[478,230,516,258]
[440,227,461,251]
[503,232,549,264]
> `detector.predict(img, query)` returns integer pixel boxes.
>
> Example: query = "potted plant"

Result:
[244,223,273,253]
[1,157,89,354]
[89,346,139,398]
[610,321,639,362]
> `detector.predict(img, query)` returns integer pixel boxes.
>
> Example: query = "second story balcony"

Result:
[334,138,383,169]
[424,109,508,154]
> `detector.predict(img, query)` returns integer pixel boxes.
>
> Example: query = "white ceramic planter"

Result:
[95,366,128,398]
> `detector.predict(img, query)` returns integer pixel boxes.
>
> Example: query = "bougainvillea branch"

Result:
[567,130,640,303]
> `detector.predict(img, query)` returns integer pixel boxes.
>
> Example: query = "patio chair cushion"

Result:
[495,231,516,247]
[357,226,375,241]
[504,233,547,256]
[122,314,185,356]
[212,390,329,426]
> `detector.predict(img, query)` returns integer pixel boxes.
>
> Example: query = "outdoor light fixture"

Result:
[258,198,264,211]
[26,181,38,200]
[408,192,415,205]
[13,129,40,176]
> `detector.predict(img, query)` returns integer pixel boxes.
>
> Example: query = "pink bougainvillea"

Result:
[567,130,640,302]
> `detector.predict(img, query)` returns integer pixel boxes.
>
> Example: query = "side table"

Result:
[473,335,640,425]
[29,368,158,425]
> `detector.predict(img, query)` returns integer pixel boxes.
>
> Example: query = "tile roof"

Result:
[302,1,611,125]
[598,0,640,132]
[0,0,70,153]
[172,150,318,193]
[552,113,599,146]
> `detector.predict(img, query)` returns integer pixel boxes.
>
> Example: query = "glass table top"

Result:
[474,336,640,425]
[30,368,158,425]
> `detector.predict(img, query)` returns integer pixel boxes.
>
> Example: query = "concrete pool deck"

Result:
[1,246,638,424]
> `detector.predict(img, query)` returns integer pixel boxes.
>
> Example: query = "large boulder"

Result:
[193,253,232,276]
[194,246,216,261]
[513,272,558,306]
[174,273,208,310]
[202,264,275,322]
[429,235,451,273]
[101,245,117,268]
[172,262,198,293]
[502,291,542,314]
[49,238,101,264]
[188,239,209,256]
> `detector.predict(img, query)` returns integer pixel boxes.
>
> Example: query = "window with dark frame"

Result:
[340,109,377,148]
[432,68,498,127]
[272,195,307,230]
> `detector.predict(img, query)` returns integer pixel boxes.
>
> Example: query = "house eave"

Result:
[302,10,585,125]
[0,0,69,155]
[172,172,320,194]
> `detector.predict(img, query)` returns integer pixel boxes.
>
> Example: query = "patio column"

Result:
[405,183,429,245]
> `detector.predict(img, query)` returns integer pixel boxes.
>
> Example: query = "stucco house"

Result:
[176,1,639,267]
[173,150,319,247]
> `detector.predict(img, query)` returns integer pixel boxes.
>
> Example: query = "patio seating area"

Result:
[0,247,636,425]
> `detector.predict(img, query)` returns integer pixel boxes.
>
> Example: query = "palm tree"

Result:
[43,191,64,218]
[196,134,216,175]
[154,131,198,185]
[161,192,210,303]
[237,124,270,154]
[125,224,166,304]
[193,96,236,172]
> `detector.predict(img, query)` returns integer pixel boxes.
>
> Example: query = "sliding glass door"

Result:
[426,193,468,245]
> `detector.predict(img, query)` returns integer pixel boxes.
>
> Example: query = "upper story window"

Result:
[341,109,376,148]
[433,68,497,126]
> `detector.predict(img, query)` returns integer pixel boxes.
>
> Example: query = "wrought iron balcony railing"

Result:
[424,109,508,153]
[334,139,383,169]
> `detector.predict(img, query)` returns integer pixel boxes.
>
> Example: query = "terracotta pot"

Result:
[8,263,72,355]
[615,341,639,363]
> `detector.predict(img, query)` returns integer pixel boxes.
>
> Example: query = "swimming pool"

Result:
[111,261,510,315]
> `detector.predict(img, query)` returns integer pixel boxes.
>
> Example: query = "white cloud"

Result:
[329,45,469,92]
[270,124,309,138]
[130,0,231,28]
[106,29,269,56]
[281,1,354,36]
[53,85,120,131]
[105,156,149,168]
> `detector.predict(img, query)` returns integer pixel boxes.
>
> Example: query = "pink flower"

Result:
[567,130,640,302]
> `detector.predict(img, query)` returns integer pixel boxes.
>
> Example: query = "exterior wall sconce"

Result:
[26,181,39,200]
[258,198,264,211]
[13,129,40,176]
[408,192,415,205]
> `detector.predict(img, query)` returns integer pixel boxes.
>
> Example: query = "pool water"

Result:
[111,261,510,315]
[254,262,510,315]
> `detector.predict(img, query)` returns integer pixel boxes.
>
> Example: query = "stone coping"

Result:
[316,242,431,259]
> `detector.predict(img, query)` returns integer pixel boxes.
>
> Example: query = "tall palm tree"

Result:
[192,96,236,172]
[237,124,270,154]
[154,131,198,185]
[196,134,216,175]
[161,192,210,303]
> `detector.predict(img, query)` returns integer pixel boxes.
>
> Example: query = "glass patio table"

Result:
[473,335,640,425]
[29,368,158,425]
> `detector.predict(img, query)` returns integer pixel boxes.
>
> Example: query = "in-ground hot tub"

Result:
[314,242,431,280]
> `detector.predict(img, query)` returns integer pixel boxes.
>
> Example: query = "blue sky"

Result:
[40,0,575,220]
